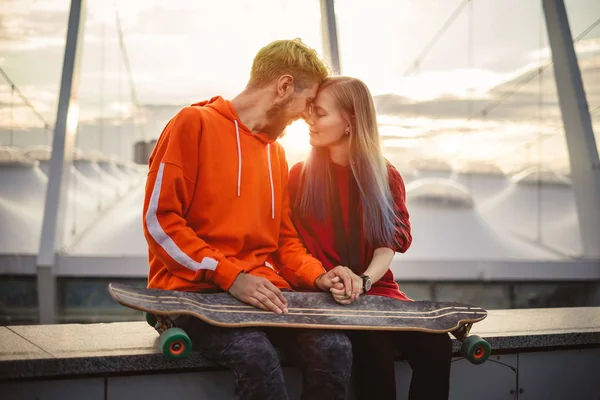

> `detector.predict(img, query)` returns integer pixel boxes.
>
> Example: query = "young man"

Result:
[142,39,353,400]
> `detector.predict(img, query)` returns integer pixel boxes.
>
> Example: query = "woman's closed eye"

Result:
[314,107,327,117]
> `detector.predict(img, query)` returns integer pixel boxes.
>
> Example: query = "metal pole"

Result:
[542,0,600,258]
[320,0,341,75]
[36,0,87,324]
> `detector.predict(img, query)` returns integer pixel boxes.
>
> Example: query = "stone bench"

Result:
[1,307,600,399]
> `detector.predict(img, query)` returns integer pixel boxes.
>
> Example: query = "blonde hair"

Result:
[295,77,397,247]
[248,39,330,90]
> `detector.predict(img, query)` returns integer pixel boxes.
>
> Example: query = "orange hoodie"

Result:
[143,96,326,293]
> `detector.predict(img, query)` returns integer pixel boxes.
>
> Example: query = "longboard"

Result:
[108,283,491,363]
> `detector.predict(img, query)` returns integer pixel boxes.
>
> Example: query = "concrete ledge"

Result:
[1,307,599,381]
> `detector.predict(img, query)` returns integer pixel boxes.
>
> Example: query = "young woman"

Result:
[288,76,452,400]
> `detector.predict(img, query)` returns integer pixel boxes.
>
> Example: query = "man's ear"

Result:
[276,75,294,98]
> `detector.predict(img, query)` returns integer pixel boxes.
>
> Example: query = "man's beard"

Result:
[264,97,294,140]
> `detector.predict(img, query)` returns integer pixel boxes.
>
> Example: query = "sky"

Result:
[0,0,599,171]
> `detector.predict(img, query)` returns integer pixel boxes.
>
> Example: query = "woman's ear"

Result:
[345,126,350,135]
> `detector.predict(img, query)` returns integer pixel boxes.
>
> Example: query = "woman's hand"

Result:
[328,265,363,304]
[316,265,363,300]
[333,265,363,300]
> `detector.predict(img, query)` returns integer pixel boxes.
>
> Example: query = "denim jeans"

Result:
[173,315,353,400]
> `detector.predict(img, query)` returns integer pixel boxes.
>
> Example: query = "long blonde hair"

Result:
[295,77,397,247]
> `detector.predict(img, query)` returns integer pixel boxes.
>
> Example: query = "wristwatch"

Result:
[360,274,372,292]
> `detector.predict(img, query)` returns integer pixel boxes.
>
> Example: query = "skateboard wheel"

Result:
[461,335,491,365]
[159,328,192,360]
[145,312,157,327]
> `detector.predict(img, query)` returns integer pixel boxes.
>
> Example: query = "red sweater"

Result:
[288,161,413,301]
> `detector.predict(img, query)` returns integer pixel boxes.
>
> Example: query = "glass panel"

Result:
[0,276,38,325]
[335,0,583,257]
[58,278,146,323]
[435,283,511,310]
[0,1,70,256]
[0,0,69,149]
[513,282,600,308]
[397,283,432,301]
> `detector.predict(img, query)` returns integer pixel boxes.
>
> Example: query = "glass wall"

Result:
[1,1,599,326]
[334,0,598,257]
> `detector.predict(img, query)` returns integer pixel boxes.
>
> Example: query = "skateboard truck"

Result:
[145,313,192,360]
[451,323,491,364]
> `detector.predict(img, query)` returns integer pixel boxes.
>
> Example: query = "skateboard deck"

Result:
[109,283,491,363]
[109,283,486,332]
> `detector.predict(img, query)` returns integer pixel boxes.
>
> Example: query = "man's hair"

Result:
[247,38,330,91]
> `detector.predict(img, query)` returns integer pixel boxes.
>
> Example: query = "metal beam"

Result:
[320,0,341,75]
[543,0,600,259]
[36,0,87,324]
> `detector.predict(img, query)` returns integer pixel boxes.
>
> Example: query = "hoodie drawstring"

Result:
[267,143,275,219]
[234,120,274,220]
[234,120,242,197]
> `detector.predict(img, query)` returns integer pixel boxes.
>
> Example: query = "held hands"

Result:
[228,273,289,314]
[315,265,363,305]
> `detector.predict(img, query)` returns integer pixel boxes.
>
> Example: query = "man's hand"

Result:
[315,265,363,300]
[228,273,288,314]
